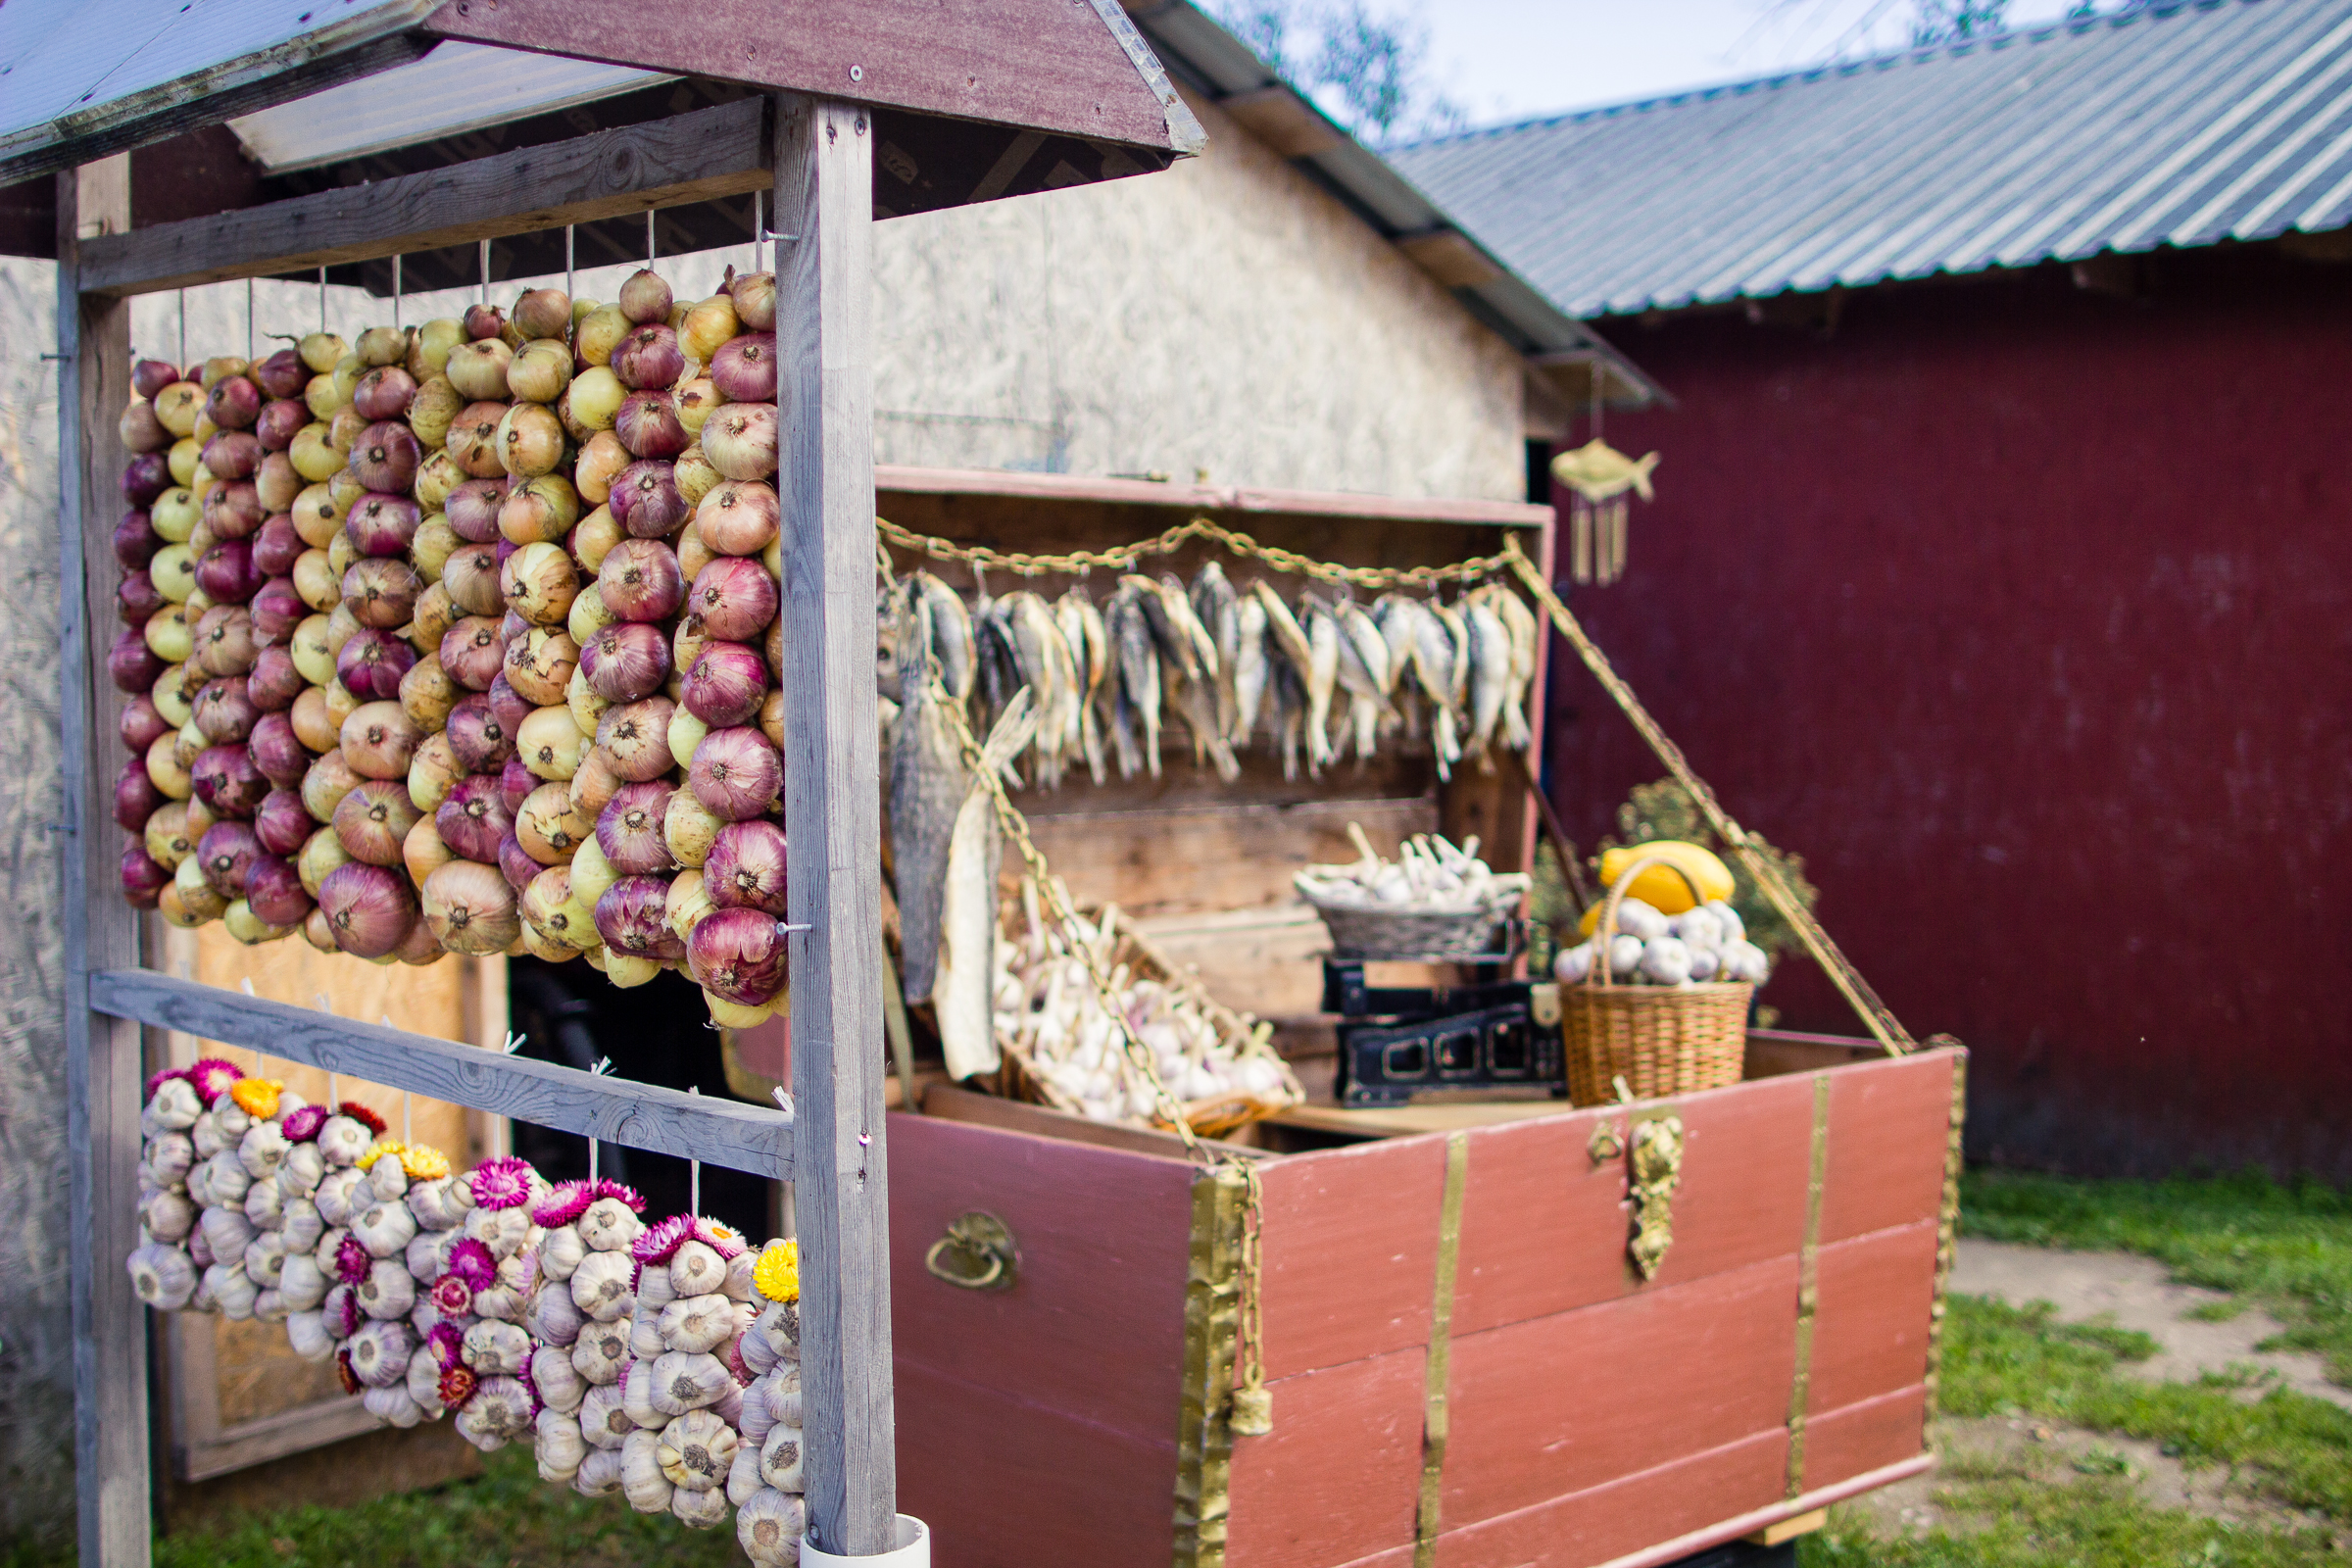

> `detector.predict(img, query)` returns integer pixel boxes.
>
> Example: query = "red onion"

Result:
[133,360,182,400]
[203,481,266,540]
[121,453,172,508]
[728,270,777,332]
[248,712,312,788]
[196,540,266,605]
[118,571,164,626]
[201,429,262,481]
[593,697,676,783]
[686,557,778,642]
[196,820,262,899]
[439,616,508,692]
[705,819,788,914]
[255,399,309,453]
[245,855,312,927]
[689,906,787,1005]
[580,621,669,703]
[205,376,261,431]
[614,392,688,461]
[253,789,314,857]
[421,859,520,955]
[597,538,684,622]
[499,606,527,643]
[448,402,509,478]
[341,558,420,630]
[460,304,505,343]
[111,629,168,699]
[250,576,305,642]
[694,481,778,557]
[318,861,416,958]
[301,750,361,823]
[436,772,513,864]
[353,367,416,423]
[445,478,509,544]
[341,701,420,780]
[335,628,416,704]
[611,324,685,393]
[709,334,777,405]
[497,831,539,893]
[701,404,779,483]
[486,675,534,747]
[254,350,308,401]
[619,270,673,326]
[346,493,419,559]
[593,875,683,958]
[332,779,419,866]
[116,758,166,831]
[689,727,782,822]
[441,544,503,618]
[247,646,305,715]
[121,694,171,755]
[252,513,305,576]
[115,512,162,571]
[445,694,514,773]
[349,421,421,494]
[192,746,269,819]
[192,678,258,745]
[608,461,684,538]
[121,843,171,908]
[681,642,767,728]
[499,756,537,813]
[393,914,445,964]
[596,782,676,874]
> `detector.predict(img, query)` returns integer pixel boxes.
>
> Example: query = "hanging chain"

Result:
[876,514,1519,594]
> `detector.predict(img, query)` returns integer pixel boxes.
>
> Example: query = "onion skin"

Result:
[121,694,172,756]
[593,875,683,959]
[595,782,676,875]
[608,461,685,539]
[301,751,363,824]
[346,493,420,559]
[701,404,779,483]
[597,539,684,623]
[680,642,767,728]
[201,429,262,481]
[709,334,777,405]
[121,843,170,908]
[614,392,688,461]
[728,270,777,332]
[122,453,172,508]
[196,820,263,899]
[593,697,677,784]
[192,677,259,745]
[498,831,540,892]
[245,855,312,928]
[115,512,163,571]
[693,481,778,557]
[436,772,514,864]
[341,557,420,629]
[446,694,514,773]
[688,906,786,1005]
[341,701,420,780]
[705,819,788,915]
[335,627,416,704]
[318,861,416,959]
[116,759,167,831]
[500,756,537,813]
[332,778,420,867]
[248,711,312,788]
[353,368,416,424]
[689,727,782,822]
[685,558,779,643]
[446,478,509,544]
[422,859,521,956]
[439,616,508,692]
[398,655,461,731]
[580,621,670,704]
[111,627,168,693]
[253,789,315,857]
[192,745,270,819]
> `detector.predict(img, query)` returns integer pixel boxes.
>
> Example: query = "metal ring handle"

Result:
[924,1238,1005,1290]
[923,1211,1017,1292]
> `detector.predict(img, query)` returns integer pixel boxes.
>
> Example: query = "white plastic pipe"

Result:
[801,1515,929,1566]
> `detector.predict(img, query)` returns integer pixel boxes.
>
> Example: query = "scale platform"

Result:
[1323,923,1567,1106]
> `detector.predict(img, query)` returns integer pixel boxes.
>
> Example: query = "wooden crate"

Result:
[886,1034,1961,1568]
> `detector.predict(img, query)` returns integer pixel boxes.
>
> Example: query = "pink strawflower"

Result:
[186,1057,244,1106]
[332,1234,369,1286]
[445,1238,497,1290]
[466,1155,535,1211]
[532,1180,591,1228]
[280,1103,329,1143]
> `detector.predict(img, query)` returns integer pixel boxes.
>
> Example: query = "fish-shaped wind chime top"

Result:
[1551,438,1659,587]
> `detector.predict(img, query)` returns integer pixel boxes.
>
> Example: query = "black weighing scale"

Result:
[1323,920,1568,1105]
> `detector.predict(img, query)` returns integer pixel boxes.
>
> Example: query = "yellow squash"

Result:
[1583,841,1737,925]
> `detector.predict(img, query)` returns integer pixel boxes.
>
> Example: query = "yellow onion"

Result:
[567,365,625,430]
[517,704,589,781]
[408,376,464,450]
[441,544,503,619]
[501,474,580,547]
[667,706,709,772]
[676,519,713,583]
[505,627,579,707]
[256,452,302,512]
[341,700,420,780]
[289,747,355,821]
[447,401,509,478]
[422,859,520,956]
[567,834,617,909]
[514,290,571,341]
[522,864,595,951]
[321,603,362,661]
[151,487,201,543]
[568,508,624,574]
[567,749,622,821]
[415,451,464,516]
[325,528,358,581]
[496,402,565,478]
[332,778,419,865]
[290,483,341,547]
[662,787,722,870]
[302,372,342,422]
[408,730,464,813]
[411,517,459,584]
[672,445,722,509]
[355,326,404,369]
[575,430,629,505]
[290,685,340,756]
[327,402,368,456]
[446,338,513,403]
[163,857,228,926]
[566,665,610,741]
[502,541,578,626]
[695,481,779,558]
[679,297,738,365]
[760,672,785,738]
[728,270,776,332]
[673,378,720,436]
[407,319,464,381]
[323,675,360,733]
[664,867,711,942]
[566,583,616,649]
[302,906,337,953]
[412,581,457,653]
[517,781,592,863]
[507,339,572,407]
[403,809,455,887]
[145,730,193,800]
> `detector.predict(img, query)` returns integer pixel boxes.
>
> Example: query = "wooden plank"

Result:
[181,1395,380,1483]
[59,153,151,1568]
[1028,796,1436,920]
[420,0,1194,155]
[775,93,897,1558]
[1428,1428,1788,1568]
[1819,1050,1957,1246]
[889,1112,1195,1436]
[76,97,770,295]
[1806,1220,1939,1415]
[895,1358,1177,1568]
[1441,1255,1801,1523]
[1642,1070,1815,1284]
[1257,1135,1450,1378]
[89,970,796,1176]
[1447,1105,1632,1337]
[1799,1386,1930,1494]
[917,1082,1258,1161]
[878,464,1555,530]
[1225,1347,1427,1568]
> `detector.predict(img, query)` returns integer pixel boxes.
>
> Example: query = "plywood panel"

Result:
[1026,796,1437,919]
[895,1358,1177,1568]
[1258,1135,1450,1378]
[1429,1428,1788,1568]
[1133,904,1334,1021]
[1807,1221,1939,1415]
[1819,1052,1955,1246]
[1442,1256,1799,1523]
[1646,1070,1816,1285]
[1800,1385,1929,1494]
[889,1112,1195,1437]
[1450,1105,1633,1336]
[1227,1348,1426,1568]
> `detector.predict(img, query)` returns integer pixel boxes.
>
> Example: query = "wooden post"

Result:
[774,94,897,1556]
[58,154,150,1568]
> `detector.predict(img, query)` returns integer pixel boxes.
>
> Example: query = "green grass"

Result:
[1801,1476,2340,1568]
[1964,1168,2352,1385]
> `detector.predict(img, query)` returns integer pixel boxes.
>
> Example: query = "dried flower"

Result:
[691,1218,747,1259]
[355,1139,404,1171]
[334,1233,371,1285]
[752,1240,799,1305]
[467,1154,535,1210]
[428,1320,466,1369]
[430,1274,474,1317]
[629,1214,692,1268]
[398,1144,451,1180]
[339,1102,388,1135]
[446,1237,498,1289]
[187,1057,245,1105]
[533,1180,593,1228]
[227,1077,283,1119]
[439,1364,478,1410]
[335,1348,362,1396]
[281,1103,329,1142]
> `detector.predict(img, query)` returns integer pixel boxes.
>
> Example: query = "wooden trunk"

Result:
[886,1034,1961,1568]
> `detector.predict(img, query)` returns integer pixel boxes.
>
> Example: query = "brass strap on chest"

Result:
[1786,1072,1833,1496]
[1415,1132,1472,1567]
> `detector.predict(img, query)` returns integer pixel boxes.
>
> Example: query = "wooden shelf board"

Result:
[876,464,1553,530]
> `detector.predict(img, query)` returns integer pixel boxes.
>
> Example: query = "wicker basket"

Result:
[1562,855,1750,1103]
[1305,897,1516,960]
[991,902,1303,1137]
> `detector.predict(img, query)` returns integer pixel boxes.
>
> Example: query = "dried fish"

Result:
[1104,581,1160,779]
[1189,562,1243,743]
[1231,593,1269,747]
[1003,591,1071,789]
[934,692,1037,1080]
[1054,590,1110,785]
[1488,587,1538,753]
[1463,595,1511,765]
[1140,573,1236,780]
[1298,596,1341,778]
[914,573,975,704]
[1405,600,1465,781]
[887,608,969,1004]
[1330,599,1394,764]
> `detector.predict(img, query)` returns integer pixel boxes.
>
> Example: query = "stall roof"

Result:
[1390,0,2352,319]
[0,0,1202,187]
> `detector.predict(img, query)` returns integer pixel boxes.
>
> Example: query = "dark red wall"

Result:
[1544,249,2352,1180]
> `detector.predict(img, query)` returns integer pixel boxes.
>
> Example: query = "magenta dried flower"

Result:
[427,1320,466,1370]
[628,1213,691,1267]
[144,1065,190,1101]
[531,1179,591,1227]
[333,1233,370,1285]
[280,1103,329,1143]
[446,1238,497,1290]
[588,1178,647,1213]
[690,1217,747,1259]
[466,1154,535,1210]
[430,1274,473,1317]
[186,1056,245,1106]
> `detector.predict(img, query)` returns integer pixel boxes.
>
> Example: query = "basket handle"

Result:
[1584,855,1709,992]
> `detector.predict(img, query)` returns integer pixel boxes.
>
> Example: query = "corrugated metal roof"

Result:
[1389,0,2352,318]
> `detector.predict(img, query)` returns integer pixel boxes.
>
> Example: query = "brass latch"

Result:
[924,1210,1018,1291]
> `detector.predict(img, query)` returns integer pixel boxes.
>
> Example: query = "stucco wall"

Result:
[870,93,1528,500]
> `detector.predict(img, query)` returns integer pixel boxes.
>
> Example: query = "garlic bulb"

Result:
[455,1374,535,1452]
[569,1250,636,1322]
[668,1240,727,1298]
[286,1308,335,1361]
[538,1225,586,1282]
[191,1110,225,1158]
[126,1244,198,1309]
[752,1298,800,1364]
[726,1443,764,1507]
[579,1381,636,1449]
[241,1177,283,1232]
[199,1206,257,1261]
[363,1385,424,1428]
[536,1408,587,1483]
[145,1190,196,1244]
[215,1102,253,1141]
[620,1428,674,1513]
[204,1152,252,1206]
[722,1249,758,1303]
[462,1318,531,1376]
[1613,897,1669,942]
[317,1114,373,1167]
[242,1231,287,1288]
[345,1319,413,1387]
[669,1482,730,1529]
[280,1197,323,1253]
[658,1407,737,1491]
[185,1161,215,1210]
[533,1344,587,1413]
[1607,933,1644,976]
[408,1177,467,1230]
[579,1196,643,1252]
[649,1350,732,1418]
[238,1121,290,1181]
[188,1269,220,1314]
[253,1288,290,1324]
[628,1308,667,1361]
[660,1294,736,1354]
[635,1264,677,1310]
[406,1342,447,1411]
[571,1319,631,1385]
[277,1142,324,1198]
[757,1423,804,1492]
[404,1228,448,1284]
[736,1487,807,1565]
[150,1077,203,1130]
[148,1130,196,1185]
[527,1278,585,1347]
[351,1198,417,1258]
[1638,936,1692,986]
[366,1154,409,1201]
[279,1252,328,1311]
[573,1446,626,1497]
[622,1357,662,1428]
[466,1204,534,1259]
[314,1167,366,1225]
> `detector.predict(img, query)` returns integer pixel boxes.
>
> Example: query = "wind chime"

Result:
[1550,369,1659,586]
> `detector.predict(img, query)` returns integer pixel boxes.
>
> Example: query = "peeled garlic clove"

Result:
[620,1427,674,1513]
[358,1257,416,1321]
[579,1381,635,1448]
[736,1487,807,1565]
[286,1307,335,1360]
[537,1407,587,1483]
[533,1343,587,1412]
[757,1422,804,1493]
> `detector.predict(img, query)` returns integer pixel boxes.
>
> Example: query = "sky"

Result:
[1414,0,2090,126]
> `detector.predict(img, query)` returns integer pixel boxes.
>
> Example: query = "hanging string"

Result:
[317,268,327,334]
[687,1085,701,1215]
[564,224,574,312]
[245,278,255,364]
[402,1091,412,1146]
[752,191,763,277]
[646,208,656,267]
[478,239,490,307]
[327,1072,338,1110]
[391,253,402,334]
[175,288,186,369]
